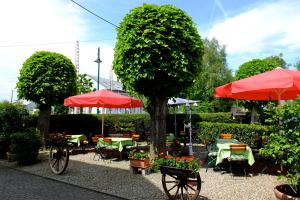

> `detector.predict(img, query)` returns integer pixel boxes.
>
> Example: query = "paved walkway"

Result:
[0,165,125,200]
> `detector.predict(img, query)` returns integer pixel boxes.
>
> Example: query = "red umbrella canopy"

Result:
[214,68,300,100]
[64,89,142,108]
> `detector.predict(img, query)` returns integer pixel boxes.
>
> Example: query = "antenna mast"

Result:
[75,41,79,74]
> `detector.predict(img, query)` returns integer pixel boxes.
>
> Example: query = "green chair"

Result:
[205,142,218,172]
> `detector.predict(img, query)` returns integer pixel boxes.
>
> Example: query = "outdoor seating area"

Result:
[1,2,300,199]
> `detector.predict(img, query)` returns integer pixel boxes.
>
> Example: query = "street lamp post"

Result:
[94,47,102,114]
[186,100,193,156]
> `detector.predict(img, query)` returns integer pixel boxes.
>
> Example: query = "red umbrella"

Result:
[64,89,142,108]
[214,68,300,100]
[64,89,143,136]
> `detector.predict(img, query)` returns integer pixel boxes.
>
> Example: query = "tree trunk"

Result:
[37,104,51,146]
[149,97,167,157]
[250,105,258,124]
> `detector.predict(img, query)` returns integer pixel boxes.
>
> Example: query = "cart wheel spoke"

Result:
[180,186,184,200]
[187,184,197,191]
[173,186,180,199]
[167,183,179,192]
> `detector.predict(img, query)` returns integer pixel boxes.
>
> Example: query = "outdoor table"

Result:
[67,134,87,147]
[216,139,255,166]
[97,137,134,152]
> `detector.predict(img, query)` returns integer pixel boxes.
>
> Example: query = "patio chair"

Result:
[219,133,233,139]
[228,144,248,177]
[93,138,119,161]
[205,141,218,172]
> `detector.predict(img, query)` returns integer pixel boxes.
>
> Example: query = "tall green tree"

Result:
[235,58,278,123]
[264,53,287,68]
[186,38,233,112]
[113,4,204,154]
[17,51,77,143]
[77,73,94,94]
[295,60,300,71]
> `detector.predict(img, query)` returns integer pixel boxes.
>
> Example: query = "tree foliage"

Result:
[235,58,279,123]
[17,51,77,143]
[77,73,94,94]
[295,60,300,71]
[186,38,233,112]
[264,53,287,68]
[17,51,77,105]
[113,4,204,99]
[113,4,204,153]
[235,58,278,80]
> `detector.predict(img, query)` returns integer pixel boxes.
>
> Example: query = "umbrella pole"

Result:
[102,114,104,138]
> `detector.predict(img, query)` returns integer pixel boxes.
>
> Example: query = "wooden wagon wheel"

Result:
[162,172,201,200]
[49,145,69,175]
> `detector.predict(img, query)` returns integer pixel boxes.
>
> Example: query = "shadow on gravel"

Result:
[0,153,209,200]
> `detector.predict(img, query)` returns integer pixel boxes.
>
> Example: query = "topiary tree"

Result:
[113,4,204,154]
[17,51,77,144]
[235,58,278,123]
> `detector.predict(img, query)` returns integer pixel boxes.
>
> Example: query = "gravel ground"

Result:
[0,148,282,200]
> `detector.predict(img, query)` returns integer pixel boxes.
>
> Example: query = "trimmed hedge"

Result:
[166,112,237,134]
[197,121,270,146]
[49,114,151,136]
[49,112,236,137]
[198,112,236,123]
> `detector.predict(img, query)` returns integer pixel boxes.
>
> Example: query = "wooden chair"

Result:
[219,133,233,139]
[228,144,248,177]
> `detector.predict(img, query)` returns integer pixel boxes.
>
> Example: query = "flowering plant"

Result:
[152,152,200,172]
[128,149,149,159]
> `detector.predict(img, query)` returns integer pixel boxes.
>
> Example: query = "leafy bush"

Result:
[0,101,30,157]
[260,102,300,196]
[9,128,41,165]
[198,112,236,123]
[129,150,149,159]
[0,101,29,137]
[197,122,270,146]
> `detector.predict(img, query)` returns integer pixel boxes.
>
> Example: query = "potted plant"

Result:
[128,150,150,169]
[152,153,202,200]
[260,102,300,199]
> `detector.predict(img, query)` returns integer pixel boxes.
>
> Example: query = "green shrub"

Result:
[9,128,41,165]
[49,114,151,138]
[199,112,235,123]
[0,101,29,137]
[260,102,300,196]
[0,101,30,157]
[197,122,270,146]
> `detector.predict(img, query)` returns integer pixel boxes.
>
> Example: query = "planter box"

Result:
[274,184,300,200]
[129,157,150,169]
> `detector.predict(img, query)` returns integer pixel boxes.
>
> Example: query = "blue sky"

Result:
[0,0,300,102]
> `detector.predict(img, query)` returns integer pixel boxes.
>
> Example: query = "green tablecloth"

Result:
[97,137,134,152]
[68,135,87,147]
[216,139,255,166]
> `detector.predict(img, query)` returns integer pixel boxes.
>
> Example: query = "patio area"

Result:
[0,147,282,200]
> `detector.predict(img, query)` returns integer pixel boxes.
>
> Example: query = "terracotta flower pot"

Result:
[129,157,150,169]
[274,184,300,200]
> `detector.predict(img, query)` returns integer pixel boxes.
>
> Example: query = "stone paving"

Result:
[0,165,125,200]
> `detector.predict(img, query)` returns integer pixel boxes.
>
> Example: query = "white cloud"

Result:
[208,0,300,56]
[0,0,115,101]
